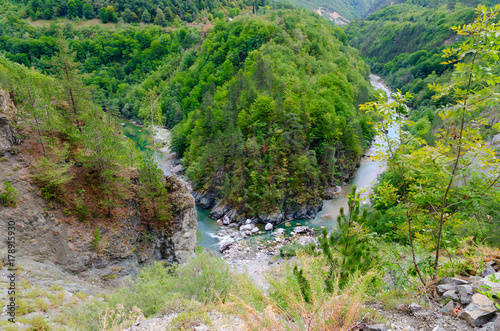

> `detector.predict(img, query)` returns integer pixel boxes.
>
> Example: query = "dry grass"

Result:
[222,253,375,330]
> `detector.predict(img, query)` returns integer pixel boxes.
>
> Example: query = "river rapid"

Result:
[124,74,395,252]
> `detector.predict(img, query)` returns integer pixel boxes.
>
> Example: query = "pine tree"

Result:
[51,34,89,131]
[99,7,108,23]
[80,110,124,217]
[82,2,94,19]
[138,154,170,221]
[67,0,78,18]
[155,7,166,27]
[142,10,151,23]
[123,8,132,23]
[319,186,378,289]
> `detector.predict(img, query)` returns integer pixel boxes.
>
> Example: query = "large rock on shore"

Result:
[192,190,216,209]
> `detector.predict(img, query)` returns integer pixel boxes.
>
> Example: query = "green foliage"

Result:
[91,227,101,251]
[361,5,500,283]
[346,0,500,137]
[7,0,241,26]
[280,241,317,257]
[319,186,379,288]
[30,144,74,198]
[138,154,170,221]
[292,265,312,303]
[478,274,500,310]
[164,10,375,217]
[61,252,232,330]
[73,189,89,221]
[0,181,18,207]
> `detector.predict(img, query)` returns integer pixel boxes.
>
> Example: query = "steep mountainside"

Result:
[345,1,500,144]
[0,88,197,282]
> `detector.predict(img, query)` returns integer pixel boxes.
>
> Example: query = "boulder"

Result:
[245,219,253,224]
[483,273,500,288]
[483,264,497,277]
[258,211,284,224]
[208,201,229,219]
[222,215,231,225]
[495,316,500,331]
[440,300,456,316]
[459,294,498,327]
[409,303,422,313]
[439,277,469,286]
[480,322,496,331]
[437,283,457,294]
[239,224,255,232]
[265,223,273,231]
[458,284,474,304]
[443,290,460,301]
[432,327,445,331]
[291,226,314,236]
[0,114,20,156]
[274,228,286,236]
[470,276,484,284]
[251,227,259,233]
[219,241,234,253]
[192,191,216,210]
[363,324,390,331]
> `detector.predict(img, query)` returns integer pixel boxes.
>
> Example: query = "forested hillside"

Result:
[11,0,248,24]
[0,1,376,220]
[164,10,375,220]
[346,0,500,143]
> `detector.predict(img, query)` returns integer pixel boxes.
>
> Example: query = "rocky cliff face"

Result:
[0,90,197,285]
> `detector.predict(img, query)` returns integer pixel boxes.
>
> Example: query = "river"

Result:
[124,74,395,252]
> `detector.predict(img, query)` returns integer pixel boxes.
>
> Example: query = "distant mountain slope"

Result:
[276,0,386,21]
[345,1,500,144]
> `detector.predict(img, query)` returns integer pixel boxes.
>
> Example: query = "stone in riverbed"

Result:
[291,226,314,236]
[223,215,231,225]
[482,263,497,277]
[240,224,254,232]
[274,228,286,236]
[459,294,497,327]
[219,241,234,253]
[483,273,500,288]
[245,219,252,224]
[265,223,273,231]
[251,227,259,233]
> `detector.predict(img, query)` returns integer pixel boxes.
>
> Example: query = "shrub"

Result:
[30,144,73,199]
[0,181,18,207]
[60,252,233,329]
